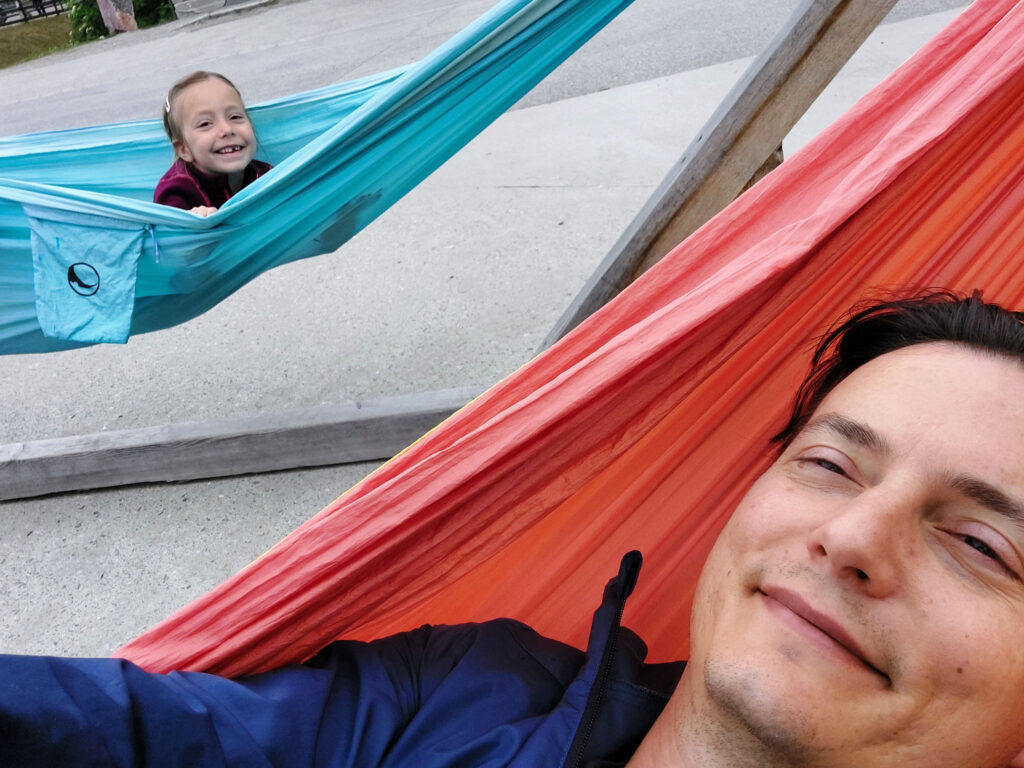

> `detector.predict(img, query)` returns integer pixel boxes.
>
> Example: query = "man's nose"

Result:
[806,488,912,598]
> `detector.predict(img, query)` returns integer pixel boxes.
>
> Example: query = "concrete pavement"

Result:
[1,0,965,656]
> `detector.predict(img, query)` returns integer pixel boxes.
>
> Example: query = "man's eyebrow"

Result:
[946,474,1024,527]
[800,413,892,455]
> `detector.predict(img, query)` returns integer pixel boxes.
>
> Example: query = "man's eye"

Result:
[952,532,1021,580]
[962,534,999,561]
[792,451,855,485]
[814,458,844,475]
[799,457,845,476]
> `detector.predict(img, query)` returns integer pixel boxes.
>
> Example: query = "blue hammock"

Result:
[0,0,633,354]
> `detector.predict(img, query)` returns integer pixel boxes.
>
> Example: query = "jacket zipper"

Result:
[562,553,641,768]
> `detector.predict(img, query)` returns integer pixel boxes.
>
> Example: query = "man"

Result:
[3,291,1024,767]
[629,292,1024,767]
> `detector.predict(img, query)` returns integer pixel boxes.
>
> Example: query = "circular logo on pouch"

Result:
[67,263,100,296]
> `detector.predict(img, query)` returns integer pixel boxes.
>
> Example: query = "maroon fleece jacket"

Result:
[154,158,272,210]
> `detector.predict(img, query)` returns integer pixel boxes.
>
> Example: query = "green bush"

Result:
[67,0,106,43]
[134,0,177,28]
[66,0,177,43]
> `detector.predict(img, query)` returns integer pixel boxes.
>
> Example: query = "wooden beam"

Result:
[0,387,479,501]
[541,0,898,349]
[741,144,785,194]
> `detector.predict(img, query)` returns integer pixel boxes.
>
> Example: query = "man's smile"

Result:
[758,586,890,684]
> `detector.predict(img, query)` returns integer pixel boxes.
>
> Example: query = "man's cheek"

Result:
[719,495,777,552]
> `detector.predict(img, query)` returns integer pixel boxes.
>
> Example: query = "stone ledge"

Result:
[171,0,259,17]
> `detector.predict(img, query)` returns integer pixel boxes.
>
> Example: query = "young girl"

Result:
[154,71,272,217]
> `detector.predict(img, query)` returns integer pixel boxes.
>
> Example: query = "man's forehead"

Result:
[788,343,1024,467]
[806,342,1022,418]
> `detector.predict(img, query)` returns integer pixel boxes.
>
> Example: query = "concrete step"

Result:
[171,0,253,17]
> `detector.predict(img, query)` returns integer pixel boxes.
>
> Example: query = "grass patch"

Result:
[0,14,75,70]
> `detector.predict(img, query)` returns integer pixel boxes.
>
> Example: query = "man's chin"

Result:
[703,656,822,763]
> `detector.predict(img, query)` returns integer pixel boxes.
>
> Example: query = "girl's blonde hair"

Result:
[161,71,244,143]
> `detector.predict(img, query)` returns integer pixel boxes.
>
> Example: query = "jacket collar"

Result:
[511,552,684,767]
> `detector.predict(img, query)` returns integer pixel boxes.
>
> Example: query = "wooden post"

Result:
[541,0,898,349]
[96,0,137,31]
[0,387,478,500]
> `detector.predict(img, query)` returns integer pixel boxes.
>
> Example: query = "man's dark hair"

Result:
[773,290,1024,448]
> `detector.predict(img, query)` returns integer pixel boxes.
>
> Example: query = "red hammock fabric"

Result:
[118,0,1024,677]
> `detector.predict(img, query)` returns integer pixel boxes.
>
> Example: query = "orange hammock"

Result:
[118,0,1024,677]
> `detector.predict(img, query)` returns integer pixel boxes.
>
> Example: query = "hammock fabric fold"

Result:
[0,0,634,353]
[118,0,1024,677]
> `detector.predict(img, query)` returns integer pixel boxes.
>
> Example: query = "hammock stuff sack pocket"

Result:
[28,207,147,344]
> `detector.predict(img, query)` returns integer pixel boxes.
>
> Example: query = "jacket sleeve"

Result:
[0,627,442,768]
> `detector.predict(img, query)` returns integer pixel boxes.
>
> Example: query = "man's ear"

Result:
[173,139,193,163]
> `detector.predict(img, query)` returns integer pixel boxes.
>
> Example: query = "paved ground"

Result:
[1,0,965,656]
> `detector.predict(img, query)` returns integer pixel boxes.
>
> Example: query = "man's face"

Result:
[689,343,1024,767]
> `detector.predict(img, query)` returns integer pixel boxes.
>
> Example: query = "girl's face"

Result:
[172,78,256,185]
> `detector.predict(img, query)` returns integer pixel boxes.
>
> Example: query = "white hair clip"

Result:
[164,96,171,114]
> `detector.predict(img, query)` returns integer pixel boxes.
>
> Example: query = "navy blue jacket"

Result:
[0,552,682,767]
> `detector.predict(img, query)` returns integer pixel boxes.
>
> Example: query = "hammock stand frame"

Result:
[0,0,896,501]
